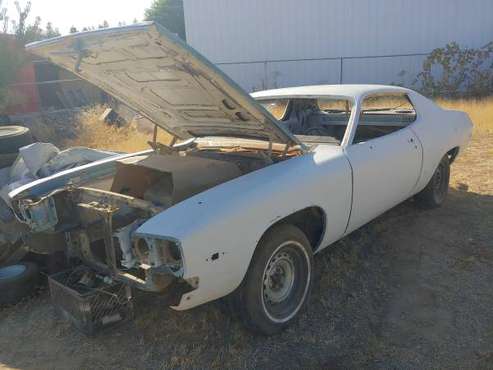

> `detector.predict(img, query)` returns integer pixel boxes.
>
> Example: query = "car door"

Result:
[344,93,422,233]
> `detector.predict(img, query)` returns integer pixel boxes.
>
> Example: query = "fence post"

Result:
[264,61,268,89]
[339,57,344,84]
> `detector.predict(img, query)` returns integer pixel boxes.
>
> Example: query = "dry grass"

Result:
[437,97,493,135]
[436,98,493,196]
[64,105,172,152]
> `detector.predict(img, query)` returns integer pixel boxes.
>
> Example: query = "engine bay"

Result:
[13,146,291,293]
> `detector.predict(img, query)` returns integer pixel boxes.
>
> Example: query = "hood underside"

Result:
[26,22,300,146]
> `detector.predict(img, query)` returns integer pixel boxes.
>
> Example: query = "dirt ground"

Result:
[0,130,492,369]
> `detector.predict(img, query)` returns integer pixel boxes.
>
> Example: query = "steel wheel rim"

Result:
[263,251,296,304]
[261,241,311,323]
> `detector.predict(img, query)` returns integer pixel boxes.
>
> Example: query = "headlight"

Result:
[132,236,184,276]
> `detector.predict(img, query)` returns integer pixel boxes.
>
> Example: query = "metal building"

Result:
[183,0,493,91]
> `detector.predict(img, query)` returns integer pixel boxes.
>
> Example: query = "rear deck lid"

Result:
[26,22,300,146]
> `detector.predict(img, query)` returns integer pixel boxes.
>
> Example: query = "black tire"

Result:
[0,152,18,169]
[0,126,33,155]
[0,262,39,304]
[233,224,313,335]
[414,155,450,209]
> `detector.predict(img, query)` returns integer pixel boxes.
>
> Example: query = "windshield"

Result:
[260,99,290,120]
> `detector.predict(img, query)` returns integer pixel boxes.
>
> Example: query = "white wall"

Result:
[183,0,493,91]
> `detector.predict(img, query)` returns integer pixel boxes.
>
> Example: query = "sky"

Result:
[4,0,155,34]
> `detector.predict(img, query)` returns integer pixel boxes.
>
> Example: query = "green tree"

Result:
[0,0,22,111]
[0,0,7,33]
[145,0,186,40]
[98,20,109,29]
[0,37,25,111]
[0,0,60,111]
[9,2,60,44]
[45,21,59,38]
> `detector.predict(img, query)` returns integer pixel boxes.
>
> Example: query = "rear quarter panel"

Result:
[408,92,473,192]
[136,145,352,310]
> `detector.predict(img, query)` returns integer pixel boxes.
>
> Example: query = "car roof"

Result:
[251,84,413,100]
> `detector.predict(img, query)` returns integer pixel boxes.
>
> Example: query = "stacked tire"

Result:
[0,125,38,304]
[0,263,39,304]
[0,126,33,169]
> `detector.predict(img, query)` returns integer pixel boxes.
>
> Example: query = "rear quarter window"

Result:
[360,93,416,124]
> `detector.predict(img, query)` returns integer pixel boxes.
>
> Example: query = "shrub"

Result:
[414,42,493,98]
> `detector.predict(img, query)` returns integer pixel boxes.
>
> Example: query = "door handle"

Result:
[408,137,414,143]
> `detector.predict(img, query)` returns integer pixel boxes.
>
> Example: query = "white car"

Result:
[8,23,472,334]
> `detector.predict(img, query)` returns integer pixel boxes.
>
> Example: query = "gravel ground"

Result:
[0,133,491,370]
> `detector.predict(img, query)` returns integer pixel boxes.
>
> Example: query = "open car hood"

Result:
[26,22,301,147]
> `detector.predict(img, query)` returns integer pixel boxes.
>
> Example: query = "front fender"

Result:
[136,146,351,310]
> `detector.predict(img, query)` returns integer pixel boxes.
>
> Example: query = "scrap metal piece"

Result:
[76,201,119,271]
[18,196,58,232]
[113,220,142,269]
[102,209,117,272]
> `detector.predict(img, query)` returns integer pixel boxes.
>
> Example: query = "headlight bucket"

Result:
[132,235,184,276]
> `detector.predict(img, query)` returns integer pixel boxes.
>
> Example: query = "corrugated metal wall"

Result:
[183,0,493,91]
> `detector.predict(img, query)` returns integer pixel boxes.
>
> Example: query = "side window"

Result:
[354,93,416,144]
[258,97,353,144]
[286,98,353,142]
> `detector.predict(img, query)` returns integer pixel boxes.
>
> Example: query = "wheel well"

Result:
[265,207,326,251]
[447,147,459,164]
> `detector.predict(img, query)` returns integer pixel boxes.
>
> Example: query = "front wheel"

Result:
[414,154,450,208]
[233,224,313,335]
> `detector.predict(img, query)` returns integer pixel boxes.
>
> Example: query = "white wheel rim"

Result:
[261,240,311,323]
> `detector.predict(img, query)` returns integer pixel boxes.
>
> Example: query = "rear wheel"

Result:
[233,224,313,335]
[415,155,450,208]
